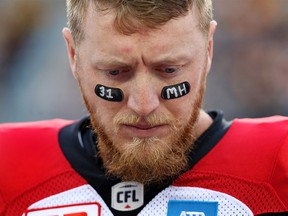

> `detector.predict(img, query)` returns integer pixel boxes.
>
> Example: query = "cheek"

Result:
[89,99,124,138]
[79,80,122,123]
[92,99,122,121]
[162,79,202,119]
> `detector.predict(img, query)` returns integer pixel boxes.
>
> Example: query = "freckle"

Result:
[121,47,132,53]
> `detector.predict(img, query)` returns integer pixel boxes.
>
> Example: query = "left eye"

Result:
[163,68,177,73]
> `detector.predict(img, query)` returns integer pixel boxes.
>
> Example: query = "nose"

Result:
[127,75,160,117]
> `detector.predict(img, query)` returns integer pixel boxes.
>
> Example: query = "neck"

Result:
[194,109,213,139]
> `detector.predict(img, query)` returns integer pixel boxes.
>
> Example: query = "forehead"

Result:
[83,1,201,38]
[79,2,205,62]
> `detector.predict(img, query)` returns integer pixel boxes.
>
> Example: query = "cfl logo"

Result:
[117,190,139,203]
[111,182,144,211]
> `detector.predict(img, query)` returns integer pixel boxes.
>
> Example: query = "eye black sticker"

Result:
[95,84,124,102]
[161,81,191,100]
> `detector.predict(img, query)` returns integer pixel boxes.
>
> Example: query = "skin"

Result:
[63,2,217,183]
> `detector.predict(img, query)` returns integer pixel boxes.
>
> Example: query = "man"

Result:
[0,0,287,215]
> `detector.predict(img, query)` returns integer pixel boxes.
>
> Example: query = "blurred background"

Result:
[0,0,287,123]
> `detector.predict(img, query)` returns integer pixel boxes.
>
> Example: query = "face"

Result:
[64,3,216,184]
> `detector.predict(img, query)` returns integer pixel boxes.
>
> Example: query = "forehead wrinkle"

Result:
[138,19,200,66]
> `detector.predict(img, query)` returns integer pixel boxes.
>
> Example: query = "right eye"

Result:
[108,69,120,76]
[100,67,132,82]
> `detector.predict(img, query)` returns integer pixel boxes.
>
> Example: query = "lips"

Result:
[126,123,159,130]
[121,122,168,138]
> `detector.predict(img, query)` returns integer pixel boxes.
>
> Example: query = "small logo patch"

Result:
[111,181,144,211]
[24,203,100,216]
[167,200,218,216]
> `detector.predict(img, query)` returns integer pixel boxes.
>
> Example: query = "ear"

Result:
[63,27,78,79]
[206,20,217,74]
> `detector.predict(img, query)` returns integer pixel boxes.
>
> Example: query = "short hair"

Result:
[66,0,213,43]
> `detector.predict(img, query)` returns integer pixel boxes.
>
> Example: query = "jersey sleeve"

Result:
[270,133,288,208]
[0,119,75,215]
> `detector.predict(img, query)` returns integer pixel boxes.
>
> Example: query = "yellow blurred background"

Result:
[0,0,287,122]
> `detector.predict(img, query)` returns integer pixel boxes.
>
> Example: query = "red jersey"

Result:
[0,111,287,215]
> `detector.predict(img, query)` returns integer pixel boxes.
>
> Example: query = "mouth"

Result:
[125,123,161,130]
[121,123,169,138]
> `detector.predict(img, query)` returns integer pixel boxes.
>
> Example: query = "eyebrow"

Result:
[148,53,193,66]
[92,58,132,69]
[92,51,193,69]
